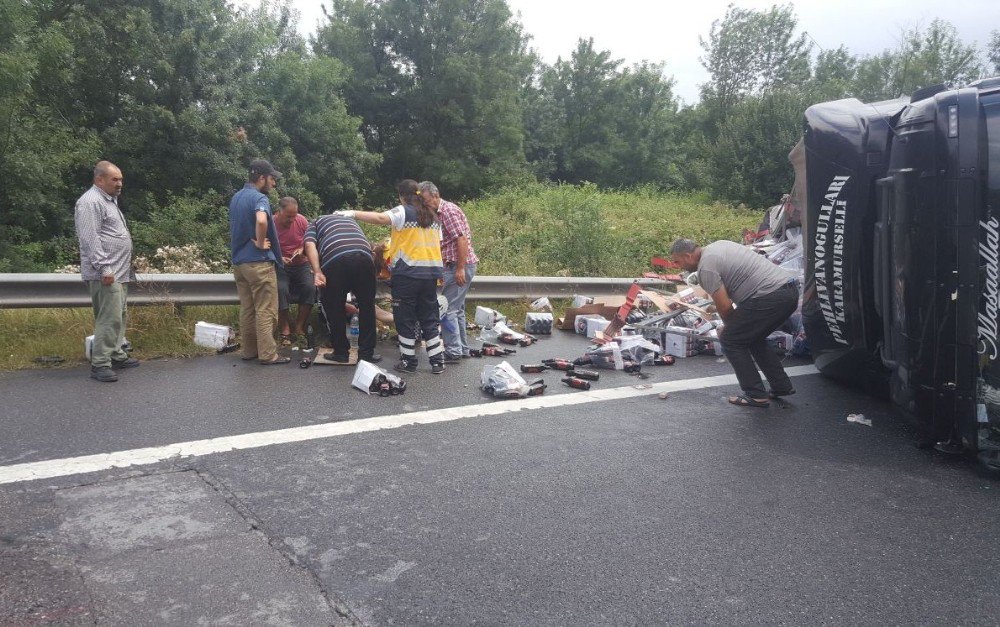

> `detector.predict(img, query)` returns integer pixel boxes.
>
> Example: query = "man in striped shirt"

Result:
[74,160,140,382]
[304,213,382,363]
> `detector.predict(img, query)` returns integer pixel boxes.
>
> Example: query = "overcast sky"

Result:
[274,0,997,104]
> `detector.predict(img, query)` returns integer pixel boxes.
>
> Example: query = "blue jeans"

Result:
[441,262,476,357]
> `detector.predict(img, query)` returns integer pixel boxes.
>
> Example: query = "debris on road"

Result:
[353,360,406,396]
[194,321,234,349]
[561,376,591,391]
[481,360,545,398]
[530,296,552,312]
[525,311,553,335]
[847,413,872,427]
[216,342,240,354]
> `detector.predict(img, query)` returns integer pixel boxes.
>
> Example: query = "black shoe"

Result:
[431,362,445,374]
[323,352,350,363]
[90,366,118,382]
[360,353,383,364]
[442,354,462,364]
[111,357,140,370]
[394,361,417,374]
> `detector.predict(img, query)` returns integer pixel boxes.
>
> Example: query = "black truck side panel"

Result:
[801,98,907,396]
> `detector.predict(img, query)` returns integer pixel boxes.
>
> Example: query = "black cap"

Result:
[249,158,282,179]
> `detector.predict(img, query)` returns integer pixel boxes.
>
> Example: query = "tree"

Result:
[259,52,379,209]
[0,0,101,270]
[524,39,680,189]
[0,0,377,270]
[708,90,808,208]
[986,29,999,75]
[698,4,810,128]
[316,0,533,200]
[807,46,858,101]
[852,19,983,101]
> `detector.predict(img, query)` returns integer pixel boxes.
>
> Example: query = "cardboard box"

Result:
[575,314,605,335]
[475,306,505,327]
[558,296,626,331]
[194,321,232,349]
[660,328,699,358]
[586,317,611,338]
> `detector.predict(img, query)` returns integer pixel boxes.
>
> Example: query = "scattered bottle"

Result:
[517,335,537,347]
[542,358,574,371]
[622,362,642,373]
[520,364,549,373]
[651,355,676,366]
[349,315,360,347]
[561,376,591,391]
[217,342,241,354]
[572,355,593,366]
[571,368,600,381]
[368,373,406,396]
[526,379,547,396]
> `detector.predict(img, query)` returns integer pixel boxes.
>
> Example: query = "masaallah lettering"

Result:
[814,175,850,345]
[978,216,1000,360]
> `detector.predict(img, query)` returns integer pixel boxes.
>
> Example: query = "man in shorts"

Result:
[274,196,317,344]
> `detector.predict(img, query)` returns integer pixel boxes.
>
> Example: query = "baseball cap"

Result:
[248,158,282,179]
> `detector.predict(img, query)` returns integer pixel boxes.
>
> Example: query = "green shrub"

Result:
[464,183,759,277]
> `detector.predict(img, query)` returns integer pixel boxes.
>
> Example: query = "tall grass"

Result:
[0,305,238,371]
[465,183,759,276]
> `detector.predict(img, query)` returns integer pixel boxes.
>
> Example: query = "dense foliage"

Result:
[1,0,997,271]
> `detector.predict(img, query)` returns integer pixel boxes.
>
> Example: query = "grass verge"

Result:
[0,298,581,372]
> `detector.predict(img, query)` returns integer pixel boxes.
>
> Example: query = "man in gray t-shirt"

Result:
[671,238,799,408]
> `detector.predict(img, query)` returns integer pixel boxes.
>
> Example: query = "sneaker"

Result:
[111,357,140,370]
[394,361,417,374]
[90,366,118,382]
[431,362,445,375]
[322,352,350,363]
[360,353,383,364]
[442,354,462,364]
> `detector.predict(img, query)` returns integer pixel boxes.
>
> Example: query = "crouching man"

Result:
[671,238,798,408]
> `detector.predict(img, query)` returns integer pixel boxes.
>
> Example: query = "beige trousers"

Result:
[233,262,279,362]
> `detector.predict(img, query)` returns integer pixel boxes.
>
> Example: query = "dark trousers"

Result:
[391,274,443,366]
[720,284,799,398]
[318,252,377,359]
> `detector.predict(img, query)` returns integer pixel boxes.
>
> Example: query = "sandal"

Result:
[769,389,796,399]
[260,356,292,365]
[279,334,293,346]
[728,394,770,408]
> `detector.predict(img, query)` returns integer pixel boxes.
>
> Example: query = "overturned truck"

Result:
[799,77,1000,469]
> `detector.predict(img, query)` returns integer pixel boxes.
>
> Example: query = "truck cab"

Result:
[802,78,1000,469]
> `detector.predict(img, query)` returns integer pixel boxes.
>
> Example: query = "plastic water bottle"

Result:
[349,314,359,347]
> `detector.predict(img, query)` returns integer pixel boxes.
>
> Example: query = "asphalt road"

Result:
[1,331,998,625]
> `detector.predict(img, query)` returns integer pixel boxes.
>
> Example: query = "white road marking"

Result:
[0,365,819,485]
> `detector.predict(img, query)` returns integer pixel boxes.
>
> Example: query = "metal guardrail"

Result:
[0,274,665,309]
